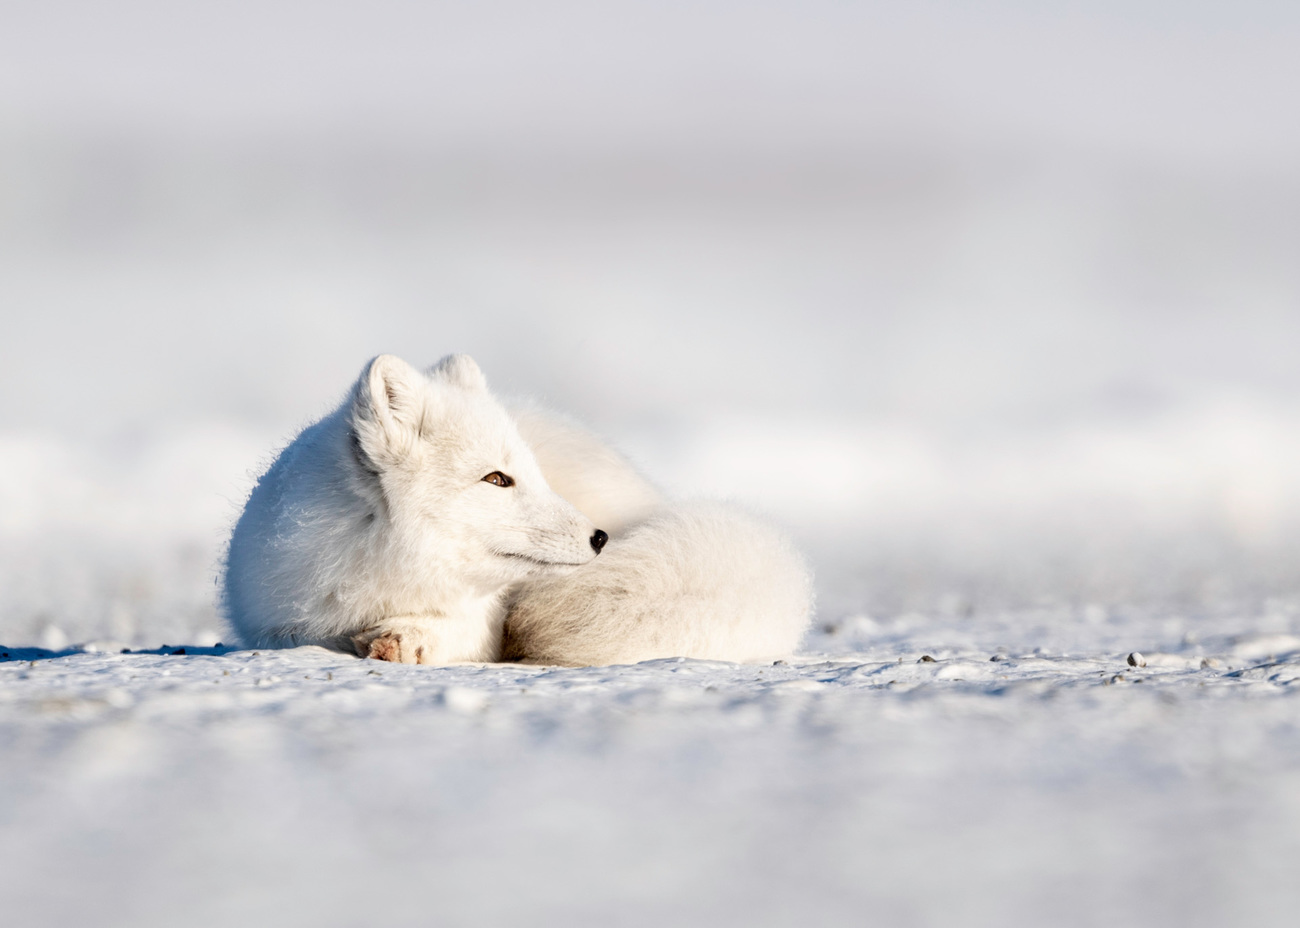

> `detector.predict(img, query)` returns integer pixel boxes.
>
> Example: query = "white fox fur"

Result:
[222,353,813,665]
[223,354,601,662]
[504,405,812,664]
[502,500,813,666]
[508,401,663,537]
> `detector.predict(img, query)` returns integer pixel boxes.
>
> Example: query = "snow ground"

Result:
[4,607,1300,927]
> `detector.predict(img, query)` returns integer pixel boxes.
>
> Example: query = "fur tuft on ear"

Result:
[428,354,487,392]
[351,354,427,466]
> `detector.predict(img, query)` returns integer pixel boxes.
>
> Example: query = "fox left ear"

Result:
[351,354,427,466]
[428,354,487,392]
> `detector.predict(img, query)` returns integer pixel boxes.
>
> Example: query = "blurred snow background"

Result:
[2,0,1300,646]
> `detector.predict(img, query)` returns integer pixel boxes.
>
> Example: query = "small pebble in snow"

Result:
[919,655,936,663]
[1200,658,1219,669]
[1127,652,1146,668]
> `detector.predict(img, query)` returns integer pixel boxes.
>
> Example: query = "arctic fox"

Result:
[223,354,603,662]
[222,354,812,665]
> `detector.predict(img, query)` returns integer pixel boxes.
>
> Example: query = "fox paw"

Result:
[352,627,433,664]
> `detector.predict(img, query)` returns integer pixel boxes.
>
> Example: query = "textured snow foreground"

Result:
[4,612,1300,927]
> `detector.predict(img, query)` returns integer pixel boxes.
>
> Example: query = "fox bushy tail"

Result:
[503,500,813,666]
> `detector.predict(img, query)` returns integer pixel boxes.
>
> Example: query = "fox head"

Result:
[347,353,606,594]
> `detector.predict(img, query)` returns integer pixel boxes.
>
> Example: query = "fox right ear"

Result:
[351,354,426,465]
[428,354,487,392]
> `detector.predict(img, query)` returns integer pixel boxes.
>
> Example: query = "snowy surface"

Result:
[4,609,1300,926]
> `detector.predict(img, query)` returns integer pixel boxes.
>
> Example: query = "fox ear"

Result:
[428,354,487,392]
[351,354,426,465]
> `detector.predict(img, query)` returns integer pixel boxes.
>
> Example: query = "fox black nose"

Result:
[590,529,608,554]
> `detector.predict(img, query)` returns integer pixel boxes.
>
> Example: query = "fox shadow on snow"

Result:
[0,644,237,663]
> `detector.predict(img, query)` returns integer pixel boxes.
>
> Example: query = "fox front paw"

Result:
[352,627,434,664]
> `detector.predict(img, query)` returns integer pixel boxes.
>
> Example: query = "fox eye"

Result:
[482,471,515,487]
